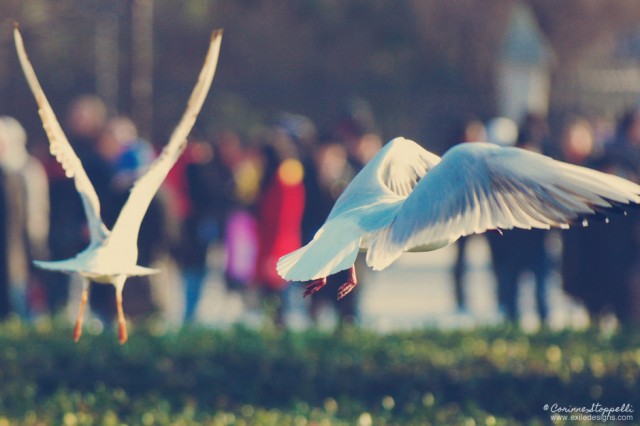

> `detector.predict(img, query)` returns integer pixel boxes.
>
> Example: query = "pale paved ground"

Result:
[148,234,590,333]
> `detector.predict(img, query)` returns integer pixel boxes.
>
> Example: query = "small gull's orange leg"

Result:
[114,275,128,344]
[337,265,358,300]
[73,279,89,342]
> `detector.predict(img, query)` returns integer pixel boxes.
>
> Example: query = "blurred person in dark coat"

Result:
[329,99,382,324]
[487,113,552,325]
[449,117,488,314]
[42,95,110,316]
[335,98,382,172]
[302,136,357,325]
[561,112,640,324]
[174,134,235,322]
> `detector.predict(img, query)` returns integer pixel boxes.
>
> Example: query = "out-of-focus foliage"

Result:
[0,319,639,425]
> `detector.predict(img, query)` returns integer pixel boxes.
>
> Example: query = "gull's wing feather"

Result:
[108,30,222,251]
[14,26,109,245]
[367,142,640,270]
[328,137,441,222]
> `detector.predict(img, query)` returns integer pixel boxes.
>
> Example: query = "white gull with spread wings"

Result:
[277,137,640,299]
[15,25,223,343]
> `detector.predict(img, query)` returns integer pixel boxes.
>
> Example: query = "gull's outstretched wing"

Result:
[108,30,223,251]
[277,137,441,281]
[328,137,441,223]
[367,142,640,270]
[14,25,109,245]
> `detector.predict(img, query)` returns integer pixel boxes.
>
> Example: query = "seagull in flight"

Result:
[15,25,223,343]
[277,137,640,299]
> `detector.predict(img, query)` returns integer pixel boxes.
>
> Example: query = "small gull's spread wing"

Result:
[367,142,640,270]
[277,137,441,281]
[108,30,223,251]
[14,25,109,245]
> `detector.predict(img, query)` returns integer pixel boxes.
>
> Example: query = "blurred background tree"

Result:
[2,0,640,150]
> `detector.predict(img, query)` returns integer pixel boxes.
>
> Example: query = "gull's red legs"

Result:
[303,276,327,297]
[303,265,359,300]
[337,265,358,300]
[73,280,89,342]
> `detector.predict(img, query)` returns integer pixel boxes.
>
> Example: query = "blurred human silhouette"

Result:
[0,167,25,320]
[302,136,357,325]
[0,117,49,319]
[318,99,383,324]
[602,109,640,325]
[97,116,171,320]
[0,118,32,319]
[449,117,488,314]
[254,131,305,327]
[561,112,640,325]
[486,113,552,325]
[42,95,109,316]
[558,116,597,165]
[216,131,260,294]
[173,134,236,322]
[335,98,382,171]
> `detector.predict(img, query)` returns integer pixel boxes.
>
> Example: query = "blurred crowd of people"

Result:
[453,110,640,327]
[1,94,640,332]
[0,95,383,330]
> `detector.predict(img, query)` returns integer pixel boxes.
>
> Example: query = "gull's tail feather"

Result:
[277,220,361,282]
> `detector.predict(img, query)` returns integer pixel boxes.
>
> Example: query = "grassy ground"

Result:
[0,318,638,425]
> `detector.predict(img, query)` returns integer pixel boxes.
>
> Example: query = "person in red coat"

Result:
[254,139,305,326]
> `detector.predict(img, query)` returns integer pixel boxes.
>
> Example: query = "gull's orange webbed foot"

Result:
[337,266,358,300]
[303,277,327,297]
